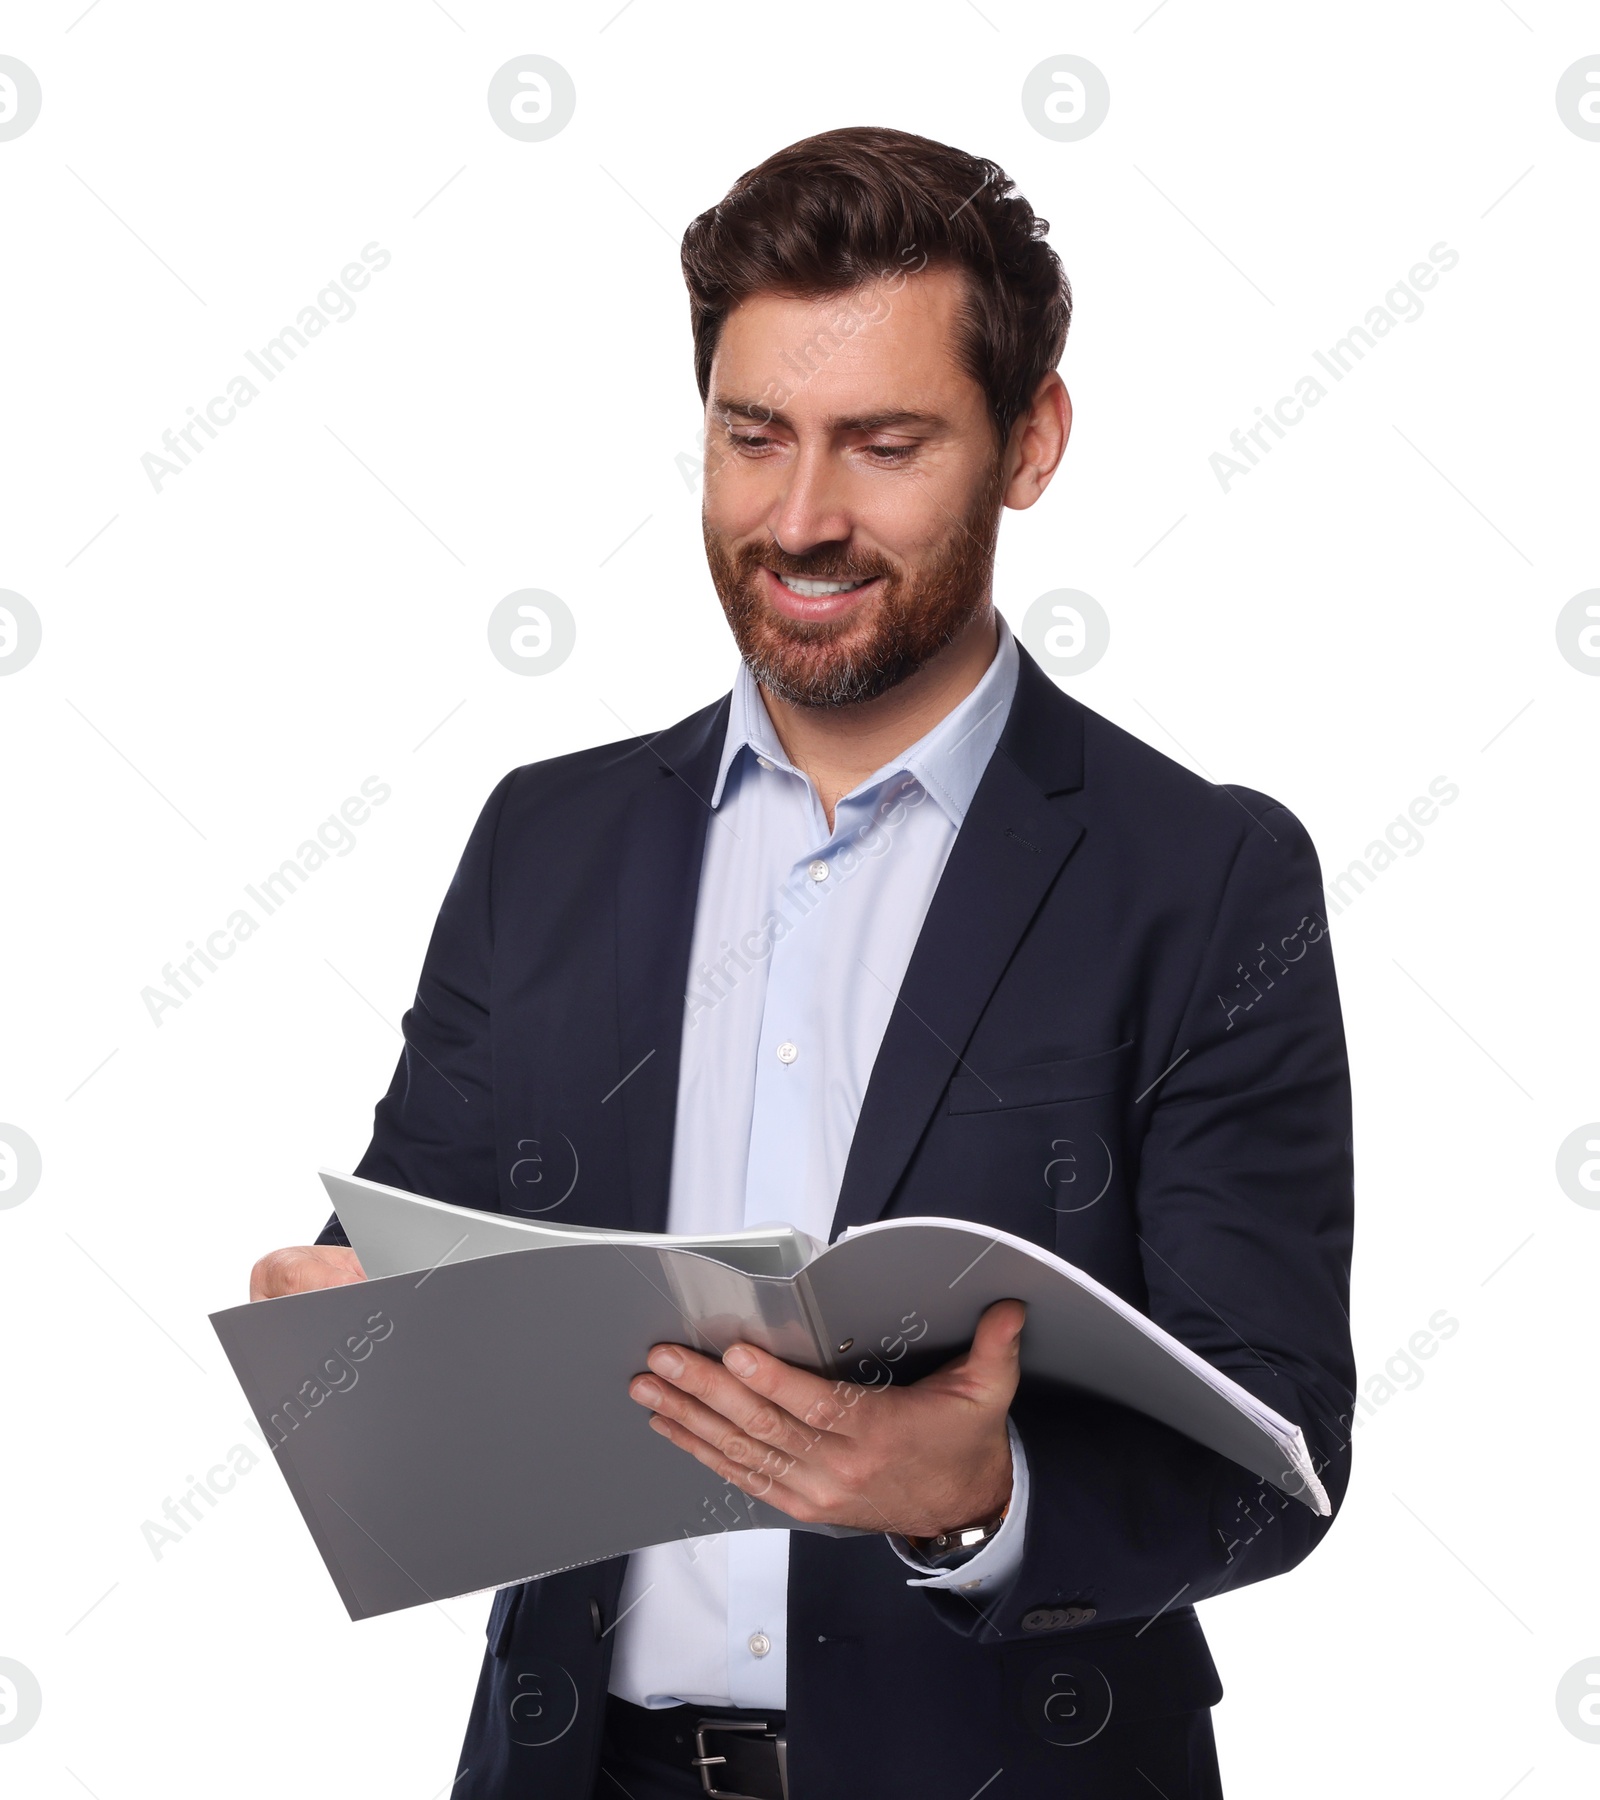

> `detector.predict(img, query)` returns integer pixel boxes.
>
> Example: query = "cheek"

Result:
[704,456,775,536]
[873,458,992,558]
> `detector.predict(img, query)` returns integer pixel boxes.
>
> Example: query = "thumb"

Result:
[963,1297,1026,1399]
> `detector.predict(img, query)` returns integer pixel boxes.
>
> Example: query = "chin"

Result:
[742,625,917,709]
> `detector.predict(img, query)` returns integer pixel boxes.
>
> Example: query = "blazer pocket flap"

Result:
[947,1043,1132,1115]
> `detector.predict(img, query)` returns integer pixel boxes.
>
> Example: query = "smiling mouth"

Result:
[768,573,878,597]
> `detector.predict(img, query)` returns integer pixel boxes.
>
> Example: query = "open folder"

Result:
[210,1170,1330,1622]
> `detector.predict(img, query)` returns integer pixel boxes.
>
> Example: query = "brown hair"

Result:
[681,126,1071,449]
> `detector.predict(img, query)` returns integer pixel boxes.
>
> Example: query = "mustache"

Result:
[734,543,897,586]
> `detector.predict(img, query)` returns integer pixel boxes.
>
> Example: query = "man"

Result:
[252,128,1355,1798]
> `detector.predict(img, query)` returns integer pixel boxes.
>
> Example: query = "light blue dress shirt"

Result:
[607,618,1029,1711]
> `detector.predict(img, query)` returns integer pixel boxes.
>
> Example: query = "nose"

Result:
[767,441,853,557]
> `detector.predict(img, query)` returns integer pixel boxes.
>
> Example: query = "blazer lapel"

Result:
[830,651,1087,1239]
[614,697,728,1235]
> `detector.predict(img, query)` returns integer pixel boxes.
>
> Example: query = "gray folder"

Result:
[210,1172,1328,1621]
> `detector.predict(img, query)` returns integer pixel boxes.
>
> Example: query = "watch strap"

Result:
[898,1500,1009,1569]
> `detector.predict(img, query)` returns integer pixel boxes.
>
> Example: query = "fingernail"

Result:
[648,1347,684,1378]
[723,1345,758,1377]
[631,1378,662,1406]
[648,1416,671,1436]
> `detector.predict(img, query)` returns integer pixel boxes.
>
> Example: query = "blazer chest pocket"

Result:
[946,1042,1132,1116]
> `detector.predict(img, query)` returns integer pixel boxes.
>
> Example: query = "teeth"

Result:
[781,576,871,597]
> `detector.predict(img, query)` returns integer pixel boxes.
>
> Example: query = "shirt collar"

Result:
[710,614,1020,829]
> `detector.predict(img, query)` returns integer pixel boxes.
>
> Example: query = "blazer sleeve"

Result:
[924,792,1356,1643]
[315,770,518,1246]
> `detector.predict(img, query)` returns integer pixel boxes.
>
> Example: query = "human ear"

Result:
[1003,373,1071,511]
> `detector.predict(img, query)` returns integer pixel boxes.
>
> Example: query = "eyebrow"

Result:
[712,396,946,435]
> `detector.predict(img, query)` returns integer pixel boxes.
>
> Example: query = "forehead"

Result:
[709,265,983,420]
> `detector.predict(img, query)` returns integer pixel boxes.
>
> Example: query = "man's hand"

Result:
[628,1298,1025,1539]
[249,1244,366,1302]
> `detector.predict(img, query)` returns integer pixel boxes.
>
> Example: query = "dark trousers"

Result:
[594,1734,703,1797]
[593,1695,1225,1798]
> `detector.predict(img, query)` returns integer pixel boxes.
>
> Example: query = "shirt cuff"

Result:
[889,1417,1030,1594]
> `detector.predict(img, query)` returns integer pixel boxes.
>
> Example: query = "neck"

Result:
[759,607,1000,828]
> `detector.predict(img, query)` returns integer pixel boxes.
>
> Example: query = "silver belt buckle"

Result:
[691,1717,788,1800]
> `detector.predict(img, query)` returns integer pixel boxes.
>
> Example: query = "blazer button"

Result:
[1020,1604,1097,1632]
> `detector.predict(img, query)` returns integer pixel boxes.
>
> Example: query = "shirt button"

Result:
[808,859,829,882]
[748,1632,771,1658]
[756,755,775,770]
[776,1042,798,1065]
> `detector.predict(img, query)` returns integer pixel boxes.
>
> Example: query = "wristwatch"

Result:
[897,1501,1010,1570]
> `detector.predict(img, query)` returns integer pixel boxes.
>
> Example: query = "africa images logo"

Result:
[1209,244,1460,492]
[139,243,392,493]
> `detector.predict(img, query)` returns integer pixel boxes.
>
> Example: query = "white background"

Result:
[2,2,1597,1795]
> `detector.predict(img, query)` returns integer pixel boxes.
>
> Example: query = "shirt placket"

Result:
[741,764,841,1234]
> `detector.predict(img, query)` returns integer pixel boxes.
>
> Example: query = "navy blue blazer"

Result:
[319,646,1355,1796]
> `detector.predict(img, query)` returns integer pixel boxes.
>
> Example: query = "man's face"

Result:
[702,265,1006,707]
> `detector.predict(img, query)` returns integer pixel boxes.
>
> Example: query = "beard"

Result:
[703,462,1006,708]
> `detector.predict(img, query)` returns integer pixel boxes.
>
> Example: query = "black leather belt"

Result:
[604,1697,788,1800]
